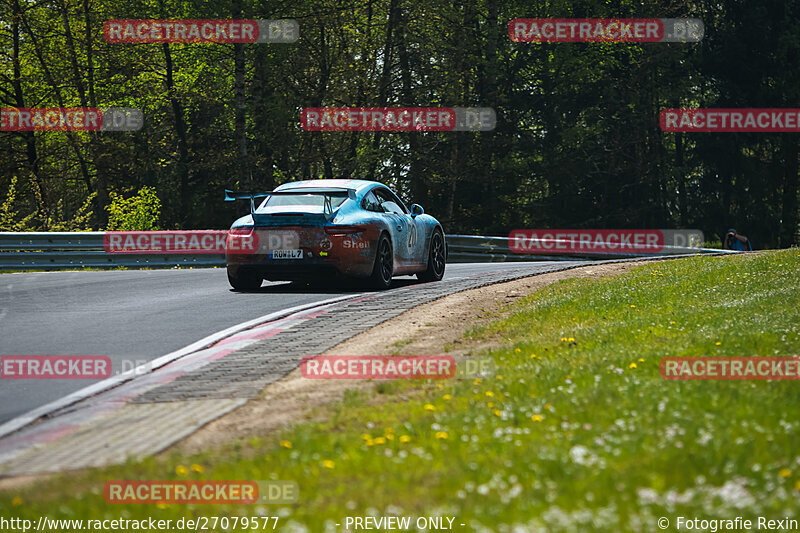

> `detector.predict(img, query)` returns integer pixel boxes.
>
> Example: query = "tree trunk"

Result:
[11,0,47,223]
[781,135,799,247]
[162,42,190,224]
[232,0,249,186]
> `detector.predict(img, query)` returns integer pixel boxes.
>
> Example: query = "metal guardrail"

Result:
[0,232,730,270]
[444,234,731,263]
[0,232,223,270]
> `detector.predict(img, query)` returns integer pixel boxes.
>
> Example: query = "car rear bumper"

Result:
[226,225,380,280]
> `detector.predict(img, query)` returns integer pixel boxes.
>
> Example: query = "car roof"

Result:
[274,179,380,194]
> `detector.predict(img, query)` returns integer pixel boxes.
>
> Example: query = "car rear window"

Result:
[259,193,348,210]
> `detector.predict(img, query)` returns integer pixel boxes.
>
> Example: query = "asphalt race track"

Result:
[0,262,585,425]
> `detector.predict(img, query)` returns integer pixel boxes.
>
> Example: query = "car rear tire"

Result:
[417,229,446,282]
[227,267,263,291]
[368,234,393,290]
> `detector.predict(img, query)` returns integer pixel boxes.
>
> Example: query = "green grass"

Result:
[2,250,800,531]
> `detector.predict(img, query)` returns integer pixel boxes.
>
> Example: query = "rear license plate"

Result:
[269,249,303,259]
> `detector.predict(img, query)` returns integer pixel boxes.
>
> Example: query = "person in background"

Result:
[723,229,753,251]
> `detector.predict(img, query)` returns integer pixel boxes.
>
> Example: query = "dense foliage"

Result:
[1,0,798,248]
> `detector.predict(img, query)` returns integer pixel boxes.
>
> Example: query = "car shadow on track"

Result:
[231,277,423,294]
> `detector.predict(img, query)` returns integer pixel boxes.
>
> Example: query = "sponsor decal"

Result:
[301,355,456,379]
[0,107,143,132]
[661,356,800,380]
[320,238,333,251]
[342,238,369,249]
[660,108,800,132]
[509,229,703,254]
[103,19,299,44]
[509,18,703,43]
[1,356,111,379]
[300,107,495,132]
[104,480,297,504]
[104,230,258,254]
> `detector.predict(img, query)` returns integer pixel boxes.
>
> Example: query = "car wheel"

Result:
[368,234,393,290]
[227,267,263,291]
[417,229,446,282]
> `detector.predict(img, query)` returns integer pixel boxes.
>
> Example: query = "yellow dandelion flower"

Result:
[487,402,495,408]
[560,337,568,342]
[399,435,411,443]
[443,394,452,400]
[374,437,386,445]
[360,433,371,441]
[175,465,188,476]
[629,363,637,369]
[385,433,394,440]
[280,440,292,449]
[514,348,521,353]
[435,431,448,439]
[384,427,394,434]
[715,342,722,346]
[779,468,792,478]
[544,403,553,410]
[630,305,636,308]
[496,375,503,379]
[485,391,494,397]
[473,378,482,385]
[531,414,543,422]
[190,463,204,473]
[638,358,645,362]
[11,496,22,506]
[365,439,375,447]
[568,337,575,342]
[322,460,335,469]
[436,383,443,388]
[424,403,436,411]
[493,409,502,416]
[530,354,538,359]
[795,480,800,491]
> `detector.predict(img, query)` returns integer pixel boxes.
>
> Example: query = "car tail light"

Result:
[324,224,366,235]
[228,226,254,235]
[226,226,258,257]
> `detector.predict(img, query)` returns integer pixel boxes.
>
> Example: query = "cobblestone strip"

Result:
[132,262,588,402]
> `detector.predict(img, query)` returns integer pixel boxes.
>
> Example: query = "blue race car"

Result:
[224,179,446,290]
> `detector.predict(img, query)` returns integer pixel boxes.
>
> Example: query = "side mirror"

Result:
[411,204,424,216]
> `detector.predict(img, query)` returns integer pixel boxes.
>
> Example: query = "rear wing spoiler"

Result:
[224,188,355,218]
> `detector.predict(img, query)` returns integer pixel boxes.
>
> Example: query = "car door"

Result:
[373,188,418,272]
[384,190,426,268]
